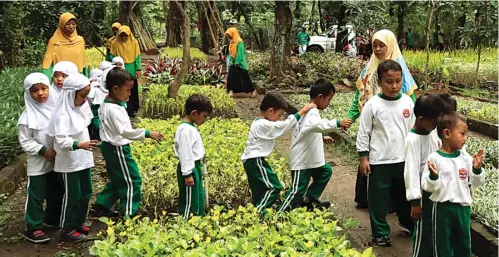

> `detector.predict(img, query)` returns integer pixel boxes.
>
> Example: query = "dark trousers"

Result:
[355,166,368,206]
[126,78,139,116]
[227,66,254,93]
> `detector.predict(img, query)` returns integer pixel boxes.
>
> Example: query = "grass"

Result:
[161,47,207,61]
[85,47,107,70]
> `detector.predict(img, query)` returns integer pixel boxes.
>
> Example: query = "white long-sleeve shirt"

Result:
[54,130,94,173]
[404,129,440,205]
[18,124,55,176]
[174,122,205,176]
[422,150,485,206]
[289,108,339,170]
[99,100,148,146]
[356,93,415,164]
[241,114,300,161]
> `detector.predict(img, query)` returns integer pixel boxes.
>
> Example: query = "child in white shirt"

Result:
[51,61,78,97]
[112,56,124,68]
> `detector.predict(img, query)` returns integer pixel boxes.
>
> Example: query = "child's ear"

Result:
[191,110,199,116]
[443,128,451,138]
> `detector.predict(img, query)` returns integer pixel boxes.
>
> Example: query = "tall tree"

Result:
[294,1,301,21]
[269,1,293,81]
[334,1,347,53]
[397,1,407,44]
[197,2,211,54]
[166,1,183,47]
[424,0,440,88]
[119,0,157,53]
[318,0,325,32]
[168,0,191,98]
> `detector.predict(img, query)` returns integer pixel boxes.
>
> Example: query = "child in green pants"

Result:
[174,94,213,219]
[404,93,445,256]
[91,67,163,218]
[241,92,315,214]
[423,112,485,257]
[357,60,415,246]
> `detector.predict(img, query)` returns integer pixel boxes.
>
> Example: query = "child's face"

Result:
[29,83,50,104]
[111,80,133,102]
[373,39,388,60]
[316,91,335,110]
[417,116,438,132]
[266,108,285,122]
[53,71,69,88]
[191,111,210,126]
[115,62,124,68]
[443,120,468,150]
[119,33,129,42]
[379,70,402,98]
[75,85,91,106]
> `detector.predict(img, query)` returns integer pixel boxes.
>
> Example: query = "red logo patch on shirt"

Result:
[403,109,410,118]
[459,168,468,180]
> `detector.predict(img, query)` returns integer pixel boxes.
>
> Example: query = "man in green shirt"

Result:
[296,27,310,56]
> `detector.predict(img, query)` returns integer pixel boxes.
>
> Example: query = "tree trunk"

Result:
[201,2,218,52]
[309,0,316,33]
[318,0,325,32]
[294,1,301,21]
[119,1,133,26]
[425,0,438,89]
[241,10,262,50]
[119,0,157,53]
[397,1,407,46]
[269,1,293,80]
[334,2,347,53]
[197,2,211,54]
[168,1,191,98]
[166,1,183,47]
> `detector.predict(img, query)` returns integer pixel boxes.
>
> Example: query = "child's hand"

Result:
[43,148,56,161]
[472,149,485,169]
[359,157,370,176]
[78,140,99,151]
[340,119,353,129]
[323,136,333,144]
[184,175,195,186]
[427,161,438,176]
[149,131,164,142]
[410,205,423,220]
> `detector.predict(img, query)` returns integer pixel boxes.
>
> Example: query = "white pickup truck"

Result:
[307,25,356,53]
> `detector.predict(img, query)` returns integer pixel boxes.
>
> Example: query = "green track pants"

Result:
[279,163,332,212]
[58,169,93,230]
[25,172,63,231]
[95,142,142,217]
[432,202,471,257]
[243,158,283,213]
[412,191,433,257]
[177,160,205,219]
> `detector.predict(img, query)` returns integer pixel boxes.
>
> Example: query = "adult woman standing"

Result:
[225,27,256,98]
[42,13,88,79]
[346,29,417,209]
[105,22,121,62]
[109,25,141,116]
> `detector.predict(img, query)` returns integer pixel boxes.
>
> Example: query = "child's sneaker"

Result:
[77,224,91,235]
[89,203,121,218]
[373,235,392,247]
[60,229,86,242]
[301,198,331,211]
[397,222,412,235]
[24,230,50,244]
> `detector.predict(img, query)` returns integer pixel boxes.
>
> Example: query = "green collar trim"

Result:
[436,149,461,158]
[378,93,402,101]
[180,121,195,127]
[410,128,431,135]
[104,98,126,107]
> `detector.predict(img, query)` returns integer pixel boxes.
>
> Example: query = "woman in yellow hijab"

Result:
[110,25,142,116]
[225,27,255,97]
[105,22,121,61]
[42,13,88,79]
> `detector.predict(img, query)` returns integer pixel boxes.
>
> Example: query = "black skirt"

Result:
[227,66,255,93]
[126,78,140,116]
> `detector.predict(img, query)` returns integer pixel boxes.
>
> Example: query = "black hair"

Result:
[414,93,445,119]
[437,112,467,139]
[106,67,133,90]
[260,92,288,111]
[377,60,402,81]
[310,78,336,99]
[438,93,457,114]
[185,93,213,115]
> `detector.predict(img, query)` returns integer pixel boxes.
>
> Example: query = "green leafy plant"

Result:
[161,47,208,61]
[471,164,498,233]
[455,96,498,124]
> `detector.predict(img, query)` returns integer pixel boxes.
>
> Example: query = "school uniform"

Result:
[356,93,415,238]
[422,150,485,257]
[241,114,301,213]
[404,128,440,257]
[95,99,150,217]
[174,122,205,219]
[279,108,338,212]
[18,73,63,233]
[87,69,106,140]
[47,74,94,233]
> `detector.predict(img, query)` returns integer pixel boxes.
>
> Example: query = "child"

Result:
[46,73,97,242]
[112,56,124,68]
[404,93,445,256]
[98,60,112,71]
[91,67,163,218]
[241,92,316,214]
[279,79,352,212]
[356,60,415,246]
[87,69,106,140]
[422,112,485,257]
[174,94,213,219]
[52,61,78,97]
[18,73,62,243]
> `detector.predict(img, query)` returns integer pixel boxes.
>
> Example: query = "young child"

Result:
[98,60,112,71]
[112,56,124,68]
[356,60,415,246]
[422,112,485,257]
[404,93,445,256]
[87,68,106,140]
[52,61,78,97]
[241,92,316,214]
[279,79,352,212]
[46,73,97,242]
[91,67,163,218]
[18,73,62,243]
[174,94,213,219]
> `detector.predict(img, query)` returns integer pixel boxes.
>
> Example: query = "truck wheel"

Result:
[307,45,323,53]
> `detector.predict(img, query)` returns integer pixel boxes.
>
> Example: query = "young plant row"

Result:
[455,96,498,124]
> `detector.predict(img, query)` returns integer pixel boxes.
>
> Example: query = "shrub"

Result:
[161,47,208,61]
[85,47,106,70]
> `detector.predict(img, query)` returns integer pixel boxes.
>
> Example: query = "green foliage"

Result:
[472,165,498,232]
[91,206,374,256]
[300,53,366,81]
[85,47,106,70]
[161,47,208,61]
[144,84,236,119]
[455,96,498,124]
[133,117,290,212]
[466,137,498,168]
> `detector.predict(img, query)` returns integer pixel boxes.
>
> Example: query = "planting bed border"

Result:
[284,95,498,257]
[0,153,26,196]
[466,117,498,140]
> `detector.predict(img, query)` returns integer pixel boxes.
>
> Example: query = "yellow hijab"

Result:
[110,26,140,63]
[225,27,243,58]
[106,22,122,49]
[356,29,403,110]
[42,13,86,72]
